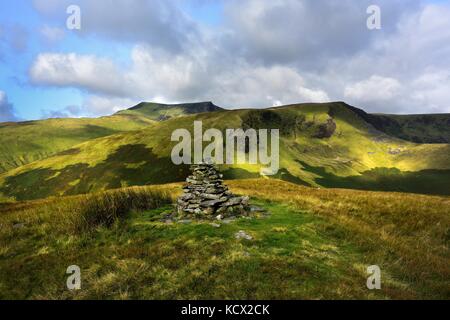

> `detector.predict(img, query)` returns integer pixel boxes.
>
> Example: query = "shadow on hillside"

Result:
[222,167,311,187]
[297,160,450,196]
[2,144,448,200]
[1,144,190,201]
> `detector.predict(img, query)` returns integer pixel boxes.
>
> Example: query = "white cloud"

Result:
[30,46,330,113]
[30,53,127,96]
[82,96,139,115]
[344,75,401,102]
[330,2,450,114]
[222,0,418,67]
[409,70,450,114]
[28,0,450,115]
[207,64,329,107]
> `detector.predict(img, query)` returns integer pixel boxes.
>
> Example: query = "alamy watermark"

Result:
[366,265,381,290]
[64,5,379,32]
[66,265,81,290]
[66,5,81,30]
[171,121,279,175]
[367,5,381,30]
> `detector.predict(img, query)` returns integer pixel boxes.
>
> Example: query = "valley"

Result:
[0,101,449,300]
[0,101,448,201]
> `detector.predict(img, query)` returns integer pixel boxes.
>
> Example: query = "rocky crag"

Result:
[176,163,249,219]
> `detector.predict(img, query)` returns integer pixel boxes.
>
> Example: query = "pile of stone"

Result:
[176,163,249,219]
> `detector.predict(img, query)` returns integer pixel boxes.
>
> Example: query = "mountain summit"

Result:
[119,101,223,121]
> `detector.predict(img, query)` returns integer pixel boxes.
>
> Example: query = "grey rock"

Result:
[235,230,253,240]
[201,193,223,200]
[176,162,250,218]
[200,199,225,207]
[181,193,194,200]
[222,197,243,206]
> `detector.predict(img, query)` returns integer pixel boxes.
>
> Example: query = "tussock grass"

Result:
[0,180,448,299]
[0,185,177,237]
[71,188,172,233]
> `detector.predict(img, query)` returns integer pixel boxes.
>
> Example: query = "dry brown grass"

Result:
[1,179,448,299]
[0,184,180,236]
[228,179,450,298]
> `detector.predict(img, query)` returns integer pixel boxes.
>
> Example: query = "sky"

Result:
[0,0,449,121]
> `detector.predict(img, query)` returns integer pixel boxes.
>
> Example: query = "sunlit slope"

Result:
[0,102,221,174]
[0,102,449,200]
[0,113,155,174]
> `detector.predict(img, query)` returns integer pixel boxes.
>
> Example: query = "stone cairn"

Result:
[177,163,249,219]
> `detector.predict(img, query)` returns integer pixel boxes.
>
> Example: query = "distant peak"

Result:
[128,101,222,112]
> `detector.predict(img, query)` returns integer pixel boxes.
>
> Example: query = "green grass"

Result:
[0,199,382,299]
[1,102,449,201]
[0,180,448,299]
[0,113,156,174]
[364,112,450,143]
[0,101,221,175]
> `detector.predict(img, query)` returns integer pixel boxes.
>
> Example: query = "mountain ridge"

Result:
[0,101,449,201]
[0,101,224,174]
[338,103,450,143]
[116,101,222,121]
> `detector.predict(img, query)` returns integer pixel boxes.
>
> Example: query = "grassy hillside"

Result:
[0,102,221,174]
[116,101,222,121]
[0,180,448,299]
[0,113,154,174]
[345,104,450,143]
[0,102,449,201]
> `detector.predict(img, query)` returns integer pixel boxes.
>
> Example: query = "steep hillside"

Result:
[344,104,450,143]
[0,102,221,173]
[1,102,449,201]
[0,114,153,173]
